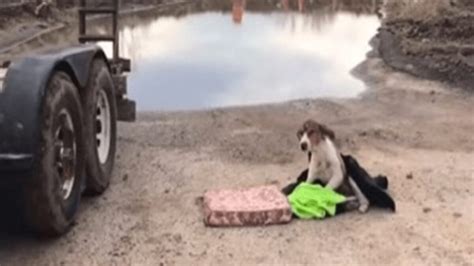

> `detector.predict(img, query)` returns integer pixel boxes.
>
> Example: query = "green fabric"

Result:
[288,182,346,219]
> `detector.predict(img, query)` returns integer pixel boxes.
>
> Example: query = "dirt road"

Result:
[0,0,473,264]
[0,50,473,264]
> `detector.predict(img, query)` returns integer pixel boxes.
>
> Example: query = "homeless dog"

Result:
[283,119,396,214]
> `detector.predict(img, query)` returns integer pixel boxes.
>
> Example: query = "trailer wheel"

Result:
[24,71,84,236]
[83,59,117,195]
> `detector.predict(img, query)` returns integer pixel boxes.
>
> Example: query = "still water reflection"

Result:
[104,0,381,110]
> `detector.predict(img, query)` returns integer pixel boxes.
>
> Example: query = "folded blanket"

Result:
[288,182,346,219]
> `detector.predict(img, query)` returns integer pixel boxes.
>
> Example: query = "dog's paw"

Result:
[344,200,360,211]
[358,203,369,213]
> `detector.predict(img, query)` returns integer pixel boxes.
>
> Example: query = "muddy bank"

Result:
[0,0,195,62]
[0,2,74,53]
[379,0,474,91]
[0,0,192,57]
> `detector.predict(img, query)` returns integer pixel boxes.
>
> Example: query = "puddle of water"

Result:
[101,0,381,111]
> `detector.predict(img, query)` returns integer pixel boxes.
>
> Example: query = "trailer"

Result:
[0,0,135,236]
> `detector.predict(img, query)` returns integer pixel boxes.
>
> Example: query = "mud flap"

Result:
[117,97,136,122]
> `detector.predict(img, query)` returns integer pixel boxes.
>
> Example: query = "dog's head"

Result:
[296,119,335,152]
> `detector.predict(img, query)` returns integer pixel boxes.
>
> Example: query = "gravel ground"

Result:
[0,54,473,265]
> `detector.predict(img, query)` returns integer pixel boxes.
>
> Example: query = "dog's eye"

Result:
[307,130,314,135]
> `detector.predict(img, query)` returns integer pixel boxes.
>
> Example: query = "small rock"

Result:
[423,207,432,213]
[413,246,420,252]
[164,189,170,194]
[120,235,131,243]
[406,173,414,179]
[123,174,129,181]
[194,196,203,206]
[453,212,462,218]
[173,234,182,243]
[430,90,436,95]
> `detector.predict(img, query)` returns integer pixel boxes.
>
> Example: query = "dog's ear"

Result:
[296,128,304,140]
[319,123,335,140]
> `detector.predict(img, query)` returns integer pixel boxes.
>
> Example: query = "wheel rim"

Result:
[96,89,111,165]
[55,109,76,200]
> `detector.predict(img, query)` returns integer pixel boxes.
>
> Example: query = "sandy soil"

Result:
[0,50,473,265]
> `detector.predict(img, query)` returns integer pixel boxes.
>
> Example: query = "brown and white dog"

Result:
[297,119,369,213]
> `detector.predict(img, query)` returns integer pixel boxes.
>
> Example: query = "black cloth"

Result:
[341,154,396,211]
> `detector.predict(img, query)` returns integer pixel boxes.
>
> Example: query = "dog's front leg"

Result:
[306,165,318,184]
[306,156,320,184]
[348,177,370,213]
[325,162,344,190]
[337,196,360,214]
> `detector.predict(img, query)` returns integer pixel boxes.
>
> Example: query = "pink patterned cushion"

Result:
[203,185,292,226]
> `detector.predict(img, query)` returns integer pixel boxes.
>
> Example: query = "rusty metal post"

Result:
[112,0,119,62]
[78,0,86,36]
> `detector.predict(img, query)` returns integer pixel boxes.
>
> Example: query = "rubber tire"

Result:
[23,71,84,237]
[83,58,117,195]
